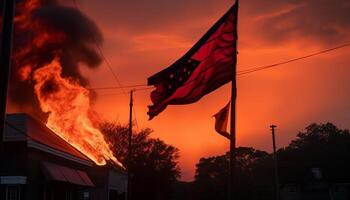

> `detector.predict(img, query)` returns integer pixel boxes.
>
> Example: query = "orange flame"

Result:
[18,65,32,81]
[33,58,122,167]
[11,0,123,167]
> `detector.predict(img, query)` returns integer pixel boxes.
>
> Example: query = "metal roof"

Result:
[4,113,94,166]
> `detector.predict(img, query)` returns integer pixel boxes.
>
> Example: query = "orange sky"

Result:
[36,0,350,181]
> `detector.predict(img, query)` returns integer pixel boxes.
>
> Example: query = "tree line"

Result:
[102,122,350,200]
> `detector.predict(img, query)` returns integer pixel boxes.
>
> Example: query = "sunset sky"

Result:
[10,0,350,181]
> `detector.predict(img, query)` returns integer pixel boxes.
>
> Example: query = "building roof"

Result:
[4,113,94,166]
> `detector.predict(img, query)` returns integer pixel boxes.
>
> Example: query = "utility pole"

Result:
[270,125,280,200]
[127,90,133,200]
[0,0,16,149]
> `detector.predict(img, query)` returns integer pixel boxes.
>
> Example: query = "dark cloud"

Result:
[243,0,350,45]
[80,0,232,34]
[81,0,350,47]
[6,0,102,120]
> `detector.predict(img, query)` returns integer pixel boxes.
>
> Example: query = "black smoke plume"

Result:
[1,0,102,120]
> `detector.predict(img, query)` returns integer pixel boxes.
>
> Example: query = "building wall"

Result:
[27,147,109,200]
[1,141,126,200]
[0,141,27,200]
[108,170,128,199]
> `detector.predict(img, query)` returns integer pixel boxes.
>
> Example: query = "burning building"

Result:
[0,1,129,199]
[1,0,124,167]
[0,113,127,200]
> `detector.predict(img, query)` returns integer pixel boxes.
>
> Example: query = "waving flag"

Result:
[213,102,231,140]
[147,3,238,120]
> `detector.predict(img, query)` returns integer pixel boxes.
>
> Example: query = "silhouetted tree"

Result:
[191,123,350,200]
[101,123,180,200]
[278,122,350,182]
[193,147,270,200]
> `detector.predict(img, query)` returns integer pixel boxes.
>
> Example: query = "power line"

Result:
[134,87,154,91]
[237,42,350,75]
[97,87,153,97]
[89,41,350,91]
[70,2,350,129]
[89,84,148,91]
[71,0,127,95]
[71,0,350,91]
[97,91,127,97]
[96,45,127,94]
[72,0,142,130]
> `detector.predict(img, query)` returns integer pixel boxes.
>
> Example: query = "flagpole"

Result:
[229,0,239,200]
[229,81,237,200]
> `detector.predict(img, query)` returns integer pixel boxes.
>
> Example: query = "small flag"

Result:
[213,102,230,140]
[147,2,238,120]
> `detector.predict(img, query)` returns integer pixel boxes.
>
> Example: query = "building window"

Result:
[83,191,90,200]
[6,185,20,200]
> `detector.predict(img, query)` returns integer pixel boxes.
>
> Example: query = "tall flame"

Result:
[33,58,122,167]
[6,0,123,167]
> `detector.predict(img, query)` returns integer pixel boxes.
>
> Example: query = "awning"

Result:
[42,162,94,187]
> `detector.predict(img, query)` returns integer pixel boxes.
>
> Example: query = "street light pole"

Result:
[270,125,280,200]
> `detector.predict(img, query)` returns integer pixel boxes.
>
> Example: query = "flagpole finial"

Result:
[270,124,277,130]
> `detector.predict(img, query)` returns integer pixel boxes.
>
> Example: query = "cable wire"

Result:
[237,42,350,75]
[71,0,127,95]
[89,84,148,91]
[89,41,350,91]
[72,0,142,130]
